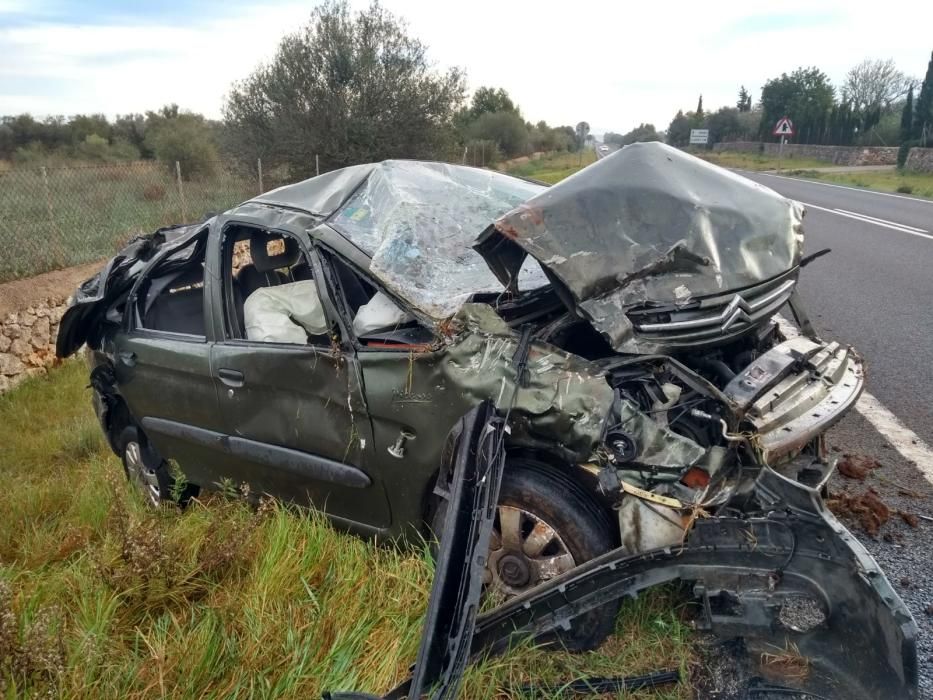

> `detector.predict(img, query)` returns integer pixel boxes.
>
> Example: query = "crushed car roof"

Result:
[256,160,550,318]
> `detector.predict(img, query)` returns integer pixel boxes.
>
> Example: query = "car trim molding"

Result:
[140,417,372,489]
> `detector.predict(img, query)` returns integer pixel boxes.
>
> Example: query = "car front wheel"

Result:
[116,426,193,507]
[433,456,619,651]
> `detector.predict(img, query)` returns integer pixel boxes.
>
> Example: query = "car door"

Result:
[209,225,390,531]
[114,225,227,488]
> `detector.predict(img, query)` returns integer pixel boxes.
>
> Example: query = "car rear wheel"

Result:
[116,426,193,507]
[432,456,619,651]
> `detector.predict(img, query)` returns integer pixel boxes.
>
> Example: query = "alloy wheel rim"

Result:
[125,441,161,507]
[485,505,576,597]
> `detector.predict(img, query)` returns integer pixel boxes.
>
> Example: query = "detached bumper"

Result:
[724,337,864,463]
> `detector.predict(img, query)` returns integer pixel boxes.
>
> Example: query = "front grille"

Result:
[627,271,796,344]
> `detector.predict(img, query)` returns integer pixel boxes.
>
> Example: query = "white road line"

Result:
[776,315,933,485]
[833,208,928,233]
[757,171,933,205]
[802,202,933,240]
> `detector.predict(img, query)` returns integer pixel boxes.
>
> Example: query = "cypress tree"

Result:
[914,51,933,145]
[900,86,914,142]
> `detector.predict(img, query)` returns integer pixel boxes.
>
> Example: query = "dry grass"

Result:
[505,150,598,184]
[792,168,933,199]
[689,150,836,172]
[0,360,694,698]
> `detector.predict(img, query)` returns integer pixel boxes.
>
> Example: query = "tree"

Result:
[900,86,914,142]
[707,107,742,144]
[575,121,590,149]
[737,86,752,112]
[759,67,835,144]
[696,95,704,120]
[467,111,528,158]
[223,1,466,175]
[145,111,219,178]
[842,59,912,114]
[466,87,518,120]
[611,123,660,145]
[914,51,933,146]
[666,110,691,147]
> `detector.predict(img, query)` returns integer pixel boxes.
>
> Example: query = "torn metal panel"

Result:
[443,304,614,459]
[470,465,919,700]
[407,401,504,699]
[56,222,208,358]
[615,397,706,470]
[476,143,805,353]
[328,161,548,319]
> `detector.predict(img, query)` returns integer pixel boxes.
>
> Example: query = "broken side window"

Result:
[221,225,332,346]
[134,234,207,338]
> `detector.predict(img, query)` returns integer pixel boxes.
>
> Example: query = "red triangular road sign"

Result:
[773,117,794,136]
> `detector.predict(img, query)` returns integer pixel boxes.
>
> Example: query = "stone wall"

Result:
[712,141,899,166]
[905,147,933,173]
[0,298,69,393]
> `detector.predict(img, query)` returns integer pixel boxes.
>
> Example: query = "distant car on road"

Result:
[599,145,609,152]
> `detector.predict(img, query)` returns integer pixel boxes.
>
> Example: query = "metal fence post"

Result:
[41,166,55,228]
[175,161,188,220]
[316,155,320,177]
[257,158,264,194]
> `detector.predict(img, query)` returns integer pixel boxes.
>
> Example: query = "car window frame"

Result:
[125,226,210,344]
[315,244,437,354]
[217,221,340,350]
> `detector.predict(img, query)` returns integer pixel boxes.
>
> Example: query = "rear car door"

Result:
[208,223,390,532]
[114,226,227,488]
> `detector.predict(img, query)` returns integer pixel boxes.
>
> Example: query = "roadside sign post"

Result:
[772,117,795,171]
[689,129,709,146]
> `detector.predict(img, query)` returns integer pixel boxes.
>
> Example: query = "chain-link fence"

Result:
[0,146,512,284]
[0,160,272,283]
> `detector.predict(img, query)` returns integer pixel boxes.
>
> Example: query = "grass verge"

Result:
[789,168,933,199]
[505,150,598,184]
[689,150,837,172]
[0,361,694,698]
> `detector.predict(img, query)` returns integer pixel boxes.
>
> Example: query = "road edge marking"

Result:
[802,202,933,240]
[775,315,933,486]
[833,207,928,233]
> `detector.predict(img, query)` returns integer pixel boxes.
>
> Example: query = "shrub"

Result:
[142,183,167,201]
[145,113,219,180]
[896,141,914,169]
[896,184,913,194]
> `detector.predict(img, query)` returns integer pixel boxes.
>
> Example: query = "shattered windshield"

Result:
[330,160,548,318]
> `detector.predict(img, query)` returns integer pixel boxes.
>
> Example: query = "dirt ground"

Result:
[0,260,103,319]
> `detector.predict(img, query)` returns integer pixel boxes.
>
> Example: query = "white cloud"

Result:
[1,0,932,132]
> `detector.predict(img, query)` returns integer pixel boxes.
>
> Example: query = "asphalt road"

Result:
[740,171,933,447]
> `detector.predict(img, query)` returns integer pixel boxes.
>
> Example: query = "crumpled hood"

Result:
[475,142,805,352]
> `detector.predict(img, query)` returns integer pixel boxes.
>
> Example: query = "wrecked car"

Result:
[58,143,916,696]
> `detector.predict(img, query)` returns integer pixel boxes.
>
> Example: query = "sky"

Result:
[1,0,932,136]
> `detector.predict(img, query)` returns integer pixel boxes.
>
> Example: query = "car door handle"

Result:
[217,368,245,388]
[118,351,136,367]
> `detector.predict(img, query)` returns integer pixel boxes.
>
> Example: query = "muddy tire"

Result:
[116,426,194,507]
[432,456,619,651]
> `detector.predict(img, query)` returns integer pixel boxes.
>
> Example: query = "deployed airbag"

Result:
[352,292,415,336]
[243,280,328,343]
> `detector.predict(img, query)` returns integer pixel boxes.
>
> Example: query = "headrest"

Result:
[250,232,300,273]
